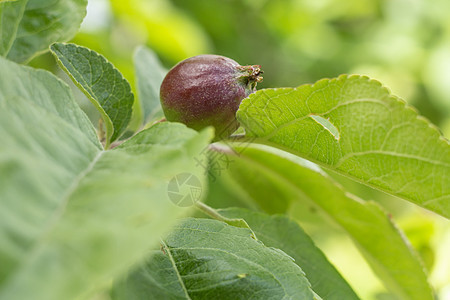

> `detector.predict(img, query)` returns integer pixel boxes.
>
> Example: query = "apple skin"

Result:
[160,55,262,139]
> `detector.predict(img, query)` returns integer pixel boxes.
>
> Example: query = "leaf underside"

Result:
[209,143,434,300]
[134,46,167,124]
[0,55,213,300]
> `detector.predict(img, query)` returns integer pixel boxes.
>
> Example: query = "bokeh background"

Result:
[30,0,450,299]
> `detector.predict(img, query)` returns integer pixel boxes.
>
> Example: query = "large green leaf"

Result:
[112,218,317,300]
[211,143,434,300]
[0,56,213,300]
[134,46,167,124]
[206,145,294,213]
[218,208,360,300]
[237,75,450,218]
[51,43,134,148]
[0,0,87,63]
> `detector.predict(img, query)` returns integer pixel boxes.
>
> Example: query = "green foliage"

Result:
[112,218,316,300]
[218,144,435,299]
[0,55,213,300]
[218,208,360,300]
[134,46,166,124]
[237,75,450,218]
[1,1,449,299]
[0,0,87,63]
[51,43,134,147]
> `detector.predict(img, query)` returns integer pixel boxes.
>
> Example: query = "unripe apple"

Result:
[160,55,262,139]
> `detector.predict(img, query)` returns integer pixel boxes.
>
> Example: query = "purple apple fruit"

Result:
[160,54,262,139]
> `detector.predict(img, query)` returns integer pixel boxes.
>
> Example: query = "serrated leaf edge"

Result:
[50,42,134,148]
[237,74,450,215]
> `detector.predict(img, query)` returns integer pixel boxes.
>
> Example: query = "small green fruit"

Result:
[160,55,262,139]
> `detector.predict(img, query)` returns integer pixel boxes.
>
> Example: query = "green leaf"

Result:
[217,143,434,300]
[0,0,26,56]
[204,168,262,211]
[112,250,185,300]
[236,75,450,218]
[112,218,316,300]
[194,202,258,238]
[51,43,134,148]
[134,46,167,124]
[0,56,213,300]
[205,144,296,214]
[218,207,360,300]
[0,0,87,63]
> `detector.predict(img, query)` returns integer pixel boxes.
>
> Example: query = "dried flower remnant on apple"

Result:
[160,54,263,139]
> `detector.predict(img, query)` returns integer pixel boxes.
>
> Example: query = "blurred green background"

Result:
[30,0,450,299]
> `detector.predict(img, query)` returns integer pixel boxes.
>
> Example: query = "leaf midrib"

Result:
[1,0,27,57]
[52,46,113,145]
[244,93,449,167]
[246,97,388,140]
[163,244,290,298]
[2,149,105,287]
[335,150,450,168]
[161,240,192,300]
